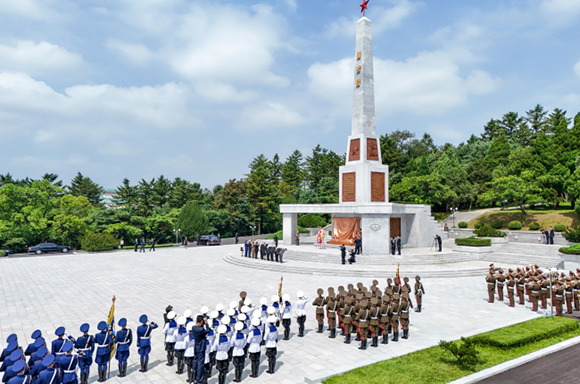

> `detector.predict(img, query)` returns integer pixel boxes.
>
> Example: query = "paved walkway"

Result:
[0,245,544,384]
[442,208,500,226]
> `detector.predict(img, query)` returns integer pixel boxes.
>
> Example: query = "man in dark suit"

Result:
[340,245,346,265]
[549,226,555,245]
[435,235,442,252]
[396,236,402,255]
[354,237,361,255]
[390,238,395,255]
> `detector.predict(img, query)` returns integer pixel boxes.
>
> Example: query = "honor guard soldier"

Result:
[6,361,30,384]
[506,272,516,307]
[355,300,370,350]
[555,281,565,316]
[414,276,424,312]
[402,277,412,295]
[326,294,338,339]
[313,289,325,333]
[29,346,48,381]
[57,341,78,384]
[530,277,540,312]
[390,294,400,342]
[496,270,505,301]
[295,291,309,337]
[540,274,549,309]
[183,323,195,383]
[247,318,262,378]
[379,295,390,344]
[137,315,158,373]
[115,318,132,378]
[24,331,42,357]
[485,272,496,303]
[264,316,278,374]
[52,327,68,357]
[516,272,525,305]
[369,298,381,348]
[1,335,18,363]
[74,324,94,384]
[3,350,25,383]
[174,317,188,375]
[393,279,401,295]
[94,321,112,382]
[574,276,580,311]
[400,293,412,339]
[28,339,47,368]
[238,291,247,312]
[340,298,355,344]
[565,278,573,314]
[162,311,177,366]
[214,325,230,384]
[36,355,61,384]
[232,322,247,383]
[281,294,292,340]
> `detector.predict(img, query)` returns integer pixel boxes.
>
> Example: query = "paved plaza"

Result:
[0,245,545,384]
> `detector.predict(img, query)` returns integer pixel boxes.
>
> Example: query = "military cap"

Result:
[31,330,42,339]
[251,318,260,327]
[317,288,323,295]
[372,279,379,286]
[10,349,23,361]
[186,322,194,332]
[184,309,192,318]
[139,314,148,323]
[267,316,277,324]
[217,325,227,334]
[238,313,247,321]
[36,346,48,357]
[55,327,65,336]
[241,305,249,314]
[260,297,267,305]
[5,341,17,353]
[97,321,107,331]
[62,341,73,353]
[382,295,390,302]
[80,323,90,333]
[33,337,45,348]
[329,292,336,299]
[240,291,247,299]
[347,284,354,291]
[387,278,393,284]
[216,303,224,311]
[356,293,363,301]
[402,292,409,300]
[227,308,235,317]
[221,315,231,325]
[11,360,26,374]
[6,334,17,343]
[360,299,368,307]
[328,287,335,292]
[200,306,209,315]
[403,277,409,283]
[118,318,127,327]
[370,298,378,306]
[42,355,55,368]
[392,294,400,300]
[234,322,244,331]
[386,287,393,295]
[357,282,363,289]
[415,276,421,281]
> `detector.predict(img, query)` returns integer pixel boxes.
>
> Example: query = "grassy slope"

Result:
[324,317,580,384]
[467,210,579,230]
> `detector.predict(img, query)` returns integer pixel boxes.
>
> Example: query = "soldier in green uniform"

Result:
[414,276,424,312]
[506,271,516,307]
[368,298,381,348]
[339,298,355,344]
[555,281,564,316]
[573,276,580,311]
[516,270,526,305]
[496,270,505,301]
[355,300,370,350]
[540,274,549,309]
[530,276,541,312]
[389,294,400,342]
[312,289,325,333]
[326,294,338,339]
[353,293,363,341]
[402,277,412,295]
[379,295,390,344]
[384,278,393,294]
[565,278,574,314]
[399,292,411,339]
[486,271,496,303]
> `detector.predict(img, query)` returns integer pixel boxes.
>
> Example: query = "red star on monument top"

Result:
[360,0,370,16]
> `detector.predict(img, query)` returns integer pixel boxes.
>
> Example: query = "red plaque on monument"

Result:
[371,172,385,202]
[349,139,360,161]
[367,138,379,161]
[342,172,356,202]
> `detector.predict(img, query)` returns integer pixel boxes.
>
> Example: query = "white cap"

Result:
[217,325,227,334]
[209,311,218,319]
[186,322,194,331]
[297,291,304,298]
[200,306,209,315]
[251,318,260,327]
[245,298,252,305]
[221,315,231,324]
[177,316,186,326]
[235,322,244,331]
[267,307,275,315]
[283,294,290,302]
[271,295,278,302]
[252,311,261,319]
[238,313,247,321]
[267,316,277,324]
[216,303,224,311]
[167,311,176,320]
[260,297,267,305]
[184,310,192,318]
[241,305,249,314]
[227,308,235,317]
[229,301,237,309]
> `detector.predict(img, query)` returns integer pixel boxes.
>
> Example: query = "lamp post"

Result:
[250,226,256,236]
[173,228,181,244]
[450,207,459,228]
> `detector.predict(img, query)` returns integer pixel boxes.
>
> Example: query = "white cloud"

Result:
[283,0,297,13]
[105,39,154,65]
[0,41,83,76]
[192,80,258,104]
[237,101,306,130]
[427,123,465,143]
[325,0,421,38]
[539,0,580,24]
[0,0,50,19]
[575,61,580,78]
[307,50,500,115]
[428,22,488,63]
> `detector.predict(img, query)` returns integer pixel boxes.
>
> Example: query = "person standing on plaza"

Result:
[295,229,300,246]
[134,238,138,252]
[340,245,346,265]
[235,232,238,244]
[264,316,278,374]
[163,311,177,366]
[114,319,131,378]
[281,294,292,340]
[231,322,247,383]
[273,234,278,248]
[136,315,158,373]
[119,239,124,250]
[435,234,442,252]
[149,238,156,252]
[191,315,211,384]
[140,237,146,253]
[354,236,361,255]
[396,236,402,255]
[549,226,555,245]
[94,322,112,382]
[74,324,93,384]
[184,237,188,249]
[294,291,308,337]
[247,318,262,378]
[214,325,230,384]
[313,289,325,333]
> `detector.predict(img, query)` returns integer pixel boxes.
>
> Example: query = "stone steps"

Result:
[480,253,563,269]
[496,243,563,257]
[223,254,489,278]
[283,250,477,265]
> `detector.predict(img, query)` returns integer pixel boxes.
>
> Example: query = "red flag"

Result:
[396,263,401,285]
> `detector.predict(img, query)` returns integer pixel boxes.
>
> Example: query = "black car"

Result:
[28,243,71,254]
[198,235,221,246]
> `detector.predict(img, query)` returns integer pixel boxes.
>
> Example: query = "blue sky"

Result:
[0,0,579,189]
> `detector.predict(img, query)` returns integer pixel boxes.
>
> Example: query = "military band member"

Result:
[390,294,400,342]
[36,355,61,384]
[137,315,158,373]
[486,272,496,303]
[183,323,195,383]
[506,272,516,307]
[516,272,525,305]
[555,281,565,316]
[57,341,79,384]
[264,316,278,374]
[414,276,424,312]
[214,325,230,384]
[540,275,549,309]
[379,295,390,344]
[340,298,355,344]
[1,335,18,363]
[3,350,25,383]
[162,311,177,366]
[295,292,308,337]
[280,294,292,340]
[24,331,42,357]
[231,322,247,383]
[174,317,187,375]
[530,276,540,312]
[326,294,338,339]
[94,321,112,382]
[74,324,94,384]
[355,300,370,350]
[28,339,47,368]
[313,289,325,333]
[28,346,48,381]
[248,318,262,378]
[52,327,69,357]
[6,361,30,384]
[496,270,505,301]
[369,298,380,348]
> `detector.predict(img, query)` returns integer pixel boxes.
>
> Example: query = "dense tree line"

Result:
[1,105,579,251]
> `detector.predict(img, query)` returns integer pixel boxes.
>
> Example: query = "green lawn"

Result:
[323,317,580,384]
[467,210,579,230]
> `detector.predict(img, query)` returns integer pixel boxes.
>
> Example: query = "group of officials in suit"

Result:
[0,315,157,384]
[486,263,580,316]
[242,241,287,263]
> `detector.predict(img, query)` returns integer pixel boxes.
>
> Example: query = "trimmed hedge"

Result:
[471,317,579,350]
[474,224,506,238]
[529,222,540,230]
[458,221,468,228]
[559,244,580,255]
[491,220,503,229]
[508,221,522,230]
[554,223,566,232]
[0,250,5,257]
[81,232,119,252]
[474,221,484,229]
[455,237,491,247]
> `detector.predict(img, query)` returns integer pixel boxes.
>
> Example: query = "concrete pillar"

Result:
[360,215,390,255]
[282,213,297,246]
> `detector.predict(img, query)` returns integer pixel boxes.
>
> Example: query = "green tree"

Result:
[484,132,510,169]
[68,172,104,206]
[305,145,343,193]
[480,172,541,218]
[175,201,209,238]
[525,104,547,135]
[113,179,138,209]
[245,155,279,234]
[282,150,304,196]
[169,178,202,209]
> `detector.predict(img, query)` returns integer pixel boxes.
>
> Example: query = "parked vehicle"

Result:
[198,235,221,246]
[28,243,71,254]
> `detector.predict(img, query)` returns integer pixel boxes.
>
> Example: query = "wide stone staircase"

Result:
[283,250,476,265]
[480,243,564,269]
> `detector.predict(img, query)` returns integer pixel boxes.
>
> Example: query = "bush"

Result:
[0,250,5,257]
[529,222,540,230]
[439,337,479,366]
[81,232,119,252]
[298,214,327,228]
[474,221,484,229]
[266,230,283,240]
[575,200,580,218]
[508,221,522,230]
[554,224,566,232]
[458,221,468,228]
[491,220,503,229]
[563,226,580,243]
[455,237,491,247]
[473,224,506,238]
[4,238,28,254]
[559,244,580,255]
